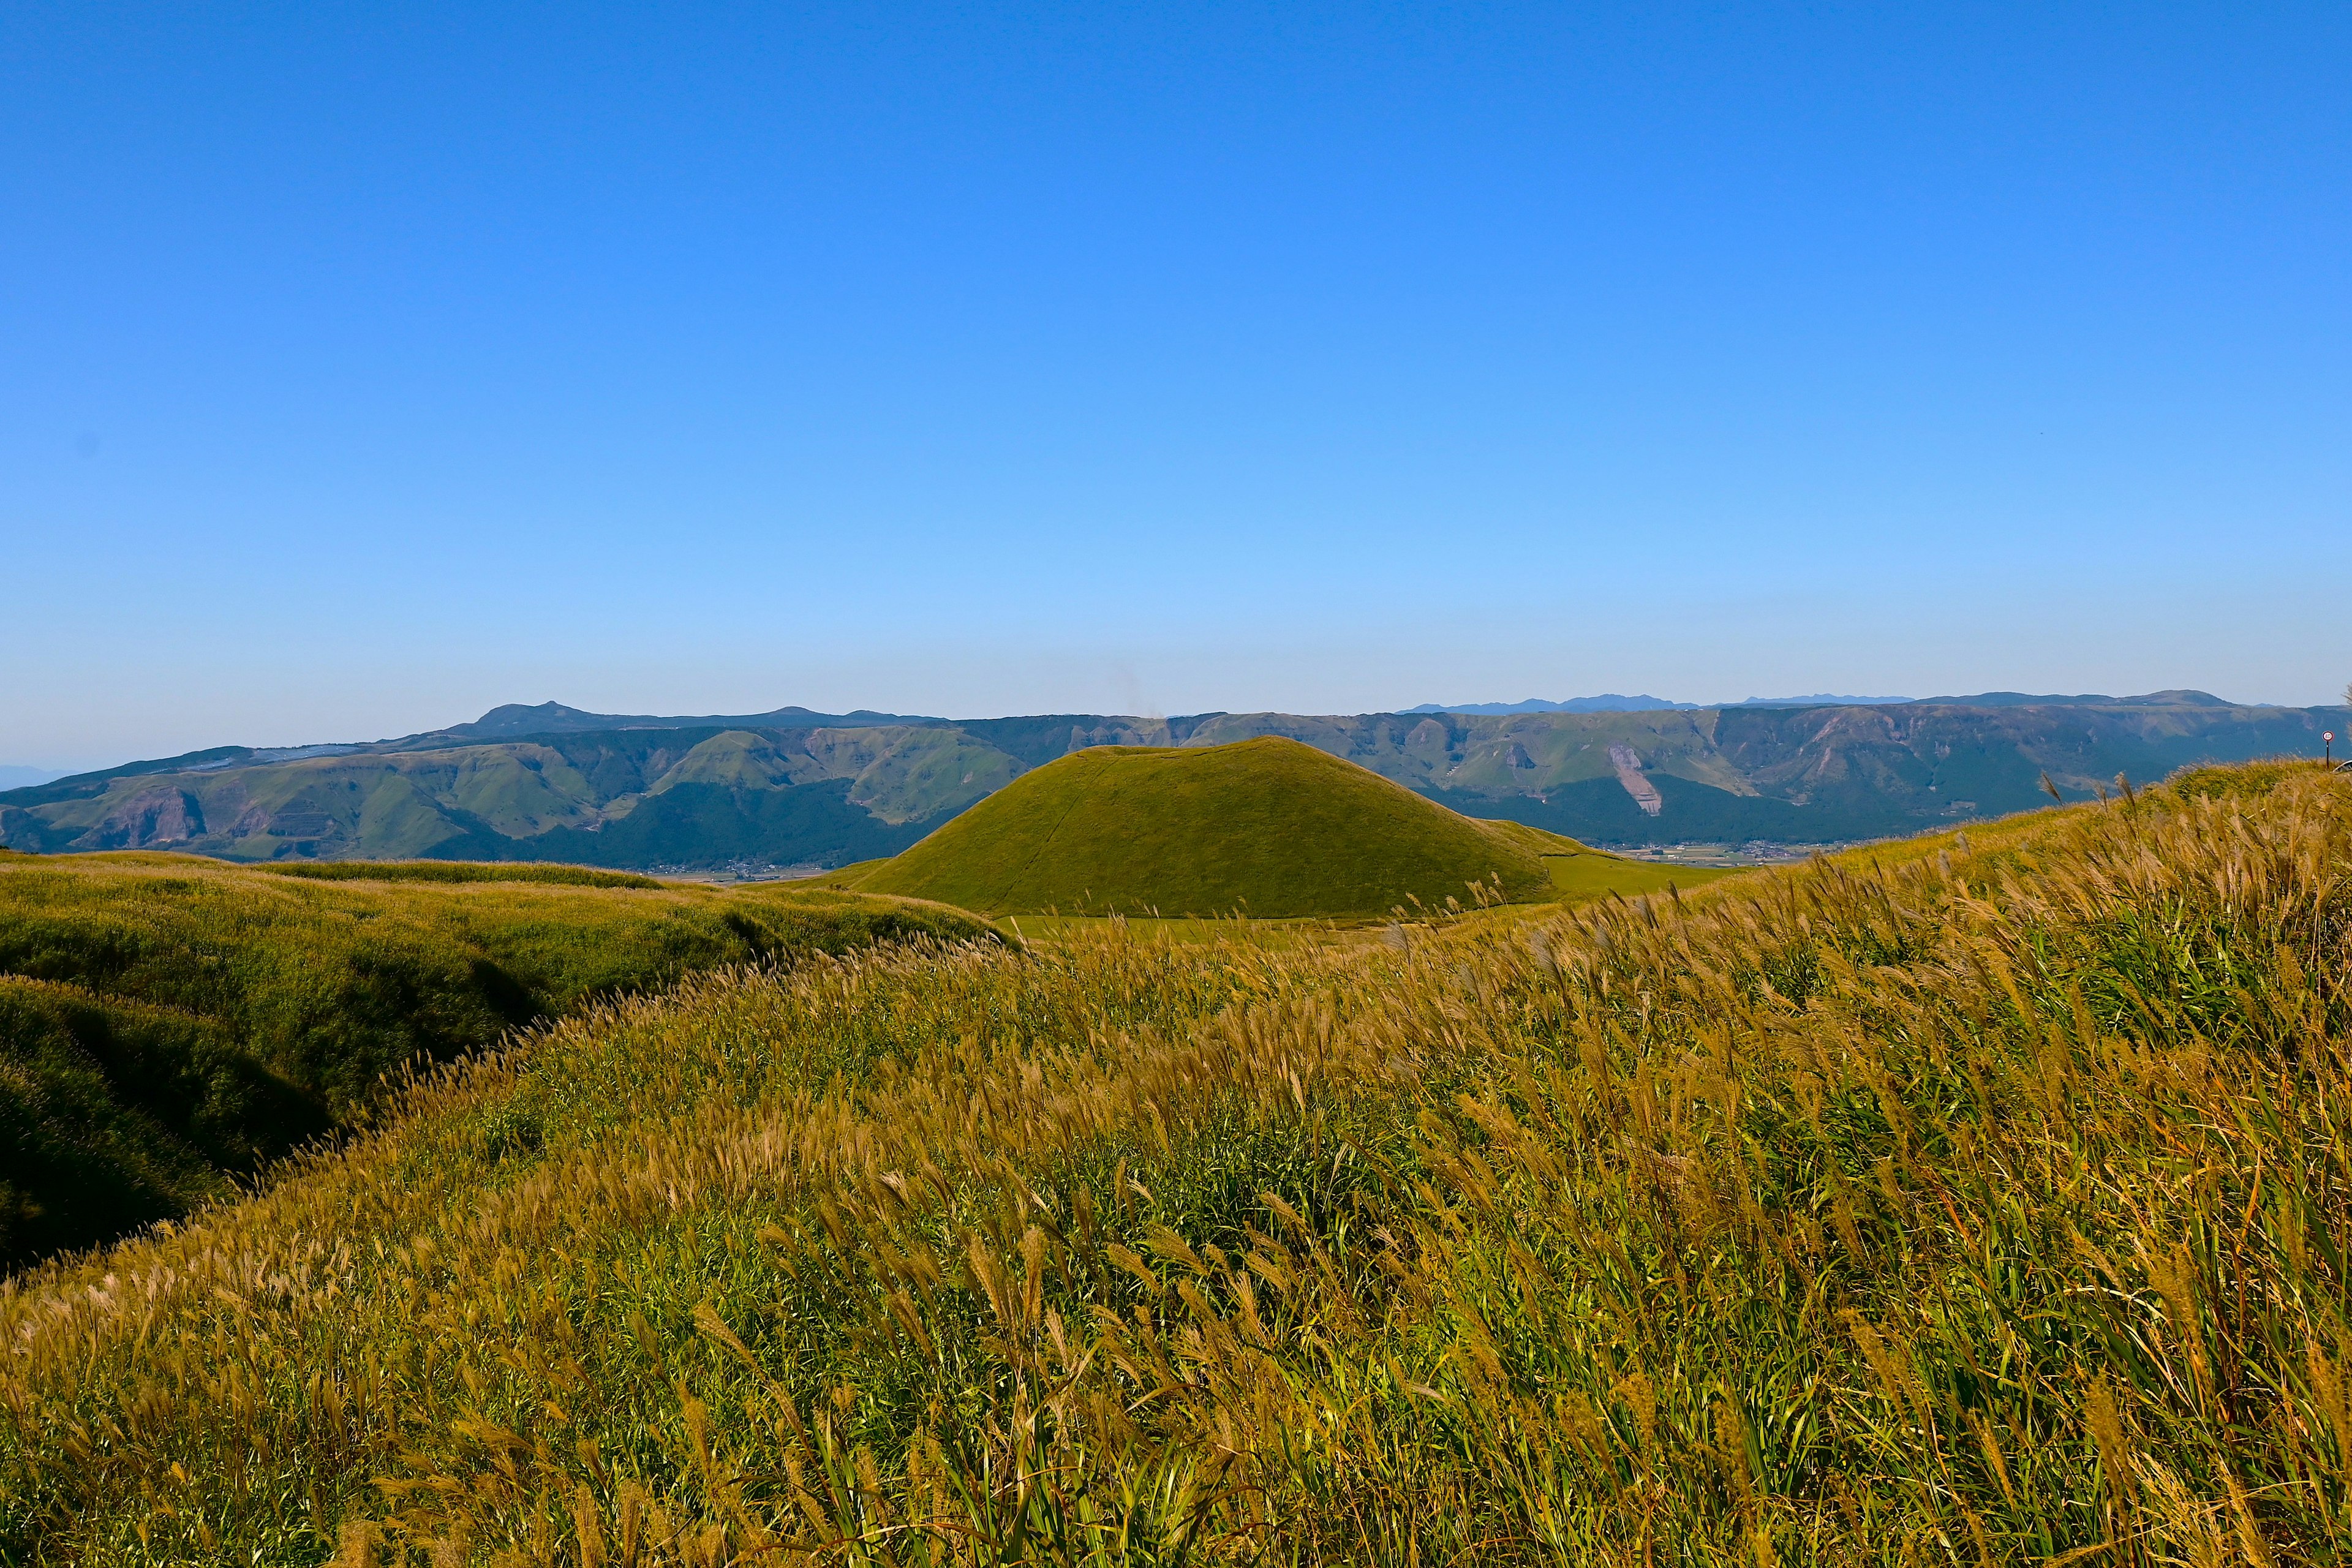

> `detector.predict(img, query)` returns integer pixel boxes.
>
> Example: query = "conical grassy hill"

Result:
[848,735,1563,917]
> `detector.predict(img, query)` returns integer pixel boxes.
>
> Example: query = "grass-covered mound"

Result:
[0,851,993,1267]
[7,764,2351,1563]
[850,735,1561,916]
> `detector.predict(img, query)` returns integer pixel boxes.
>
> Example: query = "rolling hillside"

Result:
[2,695,2339,870]
[0,852,993,1265]
[846,736,1562,917]
[4,763,2345,1562]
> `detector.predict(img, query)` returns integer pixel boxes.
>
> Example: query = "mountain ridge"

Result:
[4,695,2342,869]
[426,700,944,742]
[1405,695,1694,714]
[1409,688,2243,714]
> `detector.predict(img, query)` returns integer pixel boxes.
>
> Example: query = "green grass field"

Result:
[6,763,2348,1562]
[999,852,1750,947]
[1539,849,1745,901]
[847,736,1569,918]
[0,851,993,1267]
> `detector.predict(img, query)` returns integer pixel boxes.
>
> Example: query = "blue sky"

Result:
[5,2,2348,768]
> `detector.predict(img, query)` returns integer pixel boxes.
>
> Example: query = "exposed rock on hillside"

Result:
[72,788,203,850]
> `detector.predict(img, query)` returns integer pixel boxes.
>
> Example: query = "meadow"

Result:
[2,761,2347,1564]
[1537,849,1743,902]
[995,849,1745,948]
[0,853,993,1265]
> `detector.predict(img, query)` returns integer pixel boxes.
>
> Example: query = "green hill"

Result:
[0,851,994,1267]
[848,736,1561,917]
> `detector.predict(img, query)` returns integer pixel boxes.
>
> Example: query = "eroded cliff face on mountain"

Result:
[1,700,2337,865]
[70,787,205,850]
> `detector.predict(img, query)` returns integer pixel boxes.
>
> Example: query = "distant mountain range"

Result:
[1409,689,2239,714]
[2,694,2339,868]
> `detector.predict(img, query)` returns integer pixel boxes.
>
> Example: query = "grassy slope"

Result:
[1540,849,1744,900]
[850,736,1558,917]
[0,851,993,1267]
[827,796,1736,933]
[7,764,2350,1562]
[998,854,1746,948]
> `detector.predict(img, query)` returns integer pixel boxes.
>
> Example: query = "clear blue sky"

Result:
[6,3,2348,768]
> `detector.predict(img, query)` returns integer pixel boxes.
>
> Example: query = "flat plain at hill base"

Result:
[1605,840,1822,867]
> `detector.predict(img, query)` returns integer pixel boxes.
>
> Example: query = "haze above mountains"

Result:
[3,689,2339,872]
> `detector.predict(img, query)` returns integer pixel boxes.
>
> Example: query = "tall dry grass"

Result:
[2,764,2348,1564]
[0,853,991,1263]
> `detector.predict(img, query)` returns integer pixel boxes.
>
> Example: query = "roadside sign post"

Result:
[2328,730,2337,767]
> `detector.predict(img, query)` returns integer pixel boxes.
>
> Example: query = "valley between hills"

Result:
[2,692,2339,872]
